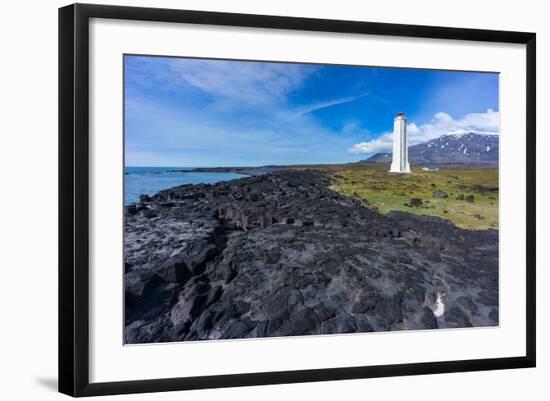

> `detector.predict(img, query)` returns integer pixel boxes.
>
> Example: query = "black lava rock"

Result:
[124,170,498,343]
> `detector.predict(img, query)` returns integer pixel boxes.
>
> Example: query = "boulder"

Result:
[139,194,152,203]
[432,190,448,198]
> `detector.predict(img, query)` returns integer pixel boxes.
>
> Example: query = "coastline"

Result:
[165,165,288,176]
[160,162,499,180]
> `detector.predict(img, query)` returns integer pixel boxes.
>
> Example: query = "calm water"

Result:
[124,167,247,205]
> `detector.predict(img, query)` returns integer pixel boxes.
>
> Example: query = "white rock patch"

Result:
[433,293,445,317]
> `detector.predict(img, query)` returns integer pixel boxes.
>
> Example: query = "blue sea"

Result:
[124,167,247,205]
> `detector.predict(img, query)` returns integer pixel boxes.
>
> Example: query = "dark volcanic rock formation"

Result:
[124,170,498,343]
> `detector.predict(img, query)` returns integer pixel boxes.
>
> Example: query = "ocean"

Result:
[124,167,247,205]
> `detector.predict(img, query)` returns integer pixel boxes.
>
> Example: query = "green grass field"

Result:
[294,164,499,230]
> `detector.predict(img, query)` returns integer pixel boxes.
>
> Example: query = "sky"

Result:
[124,55,499,167]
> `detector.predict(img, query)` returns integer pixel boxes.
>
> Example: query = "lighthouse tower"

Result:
[390,112,411,174]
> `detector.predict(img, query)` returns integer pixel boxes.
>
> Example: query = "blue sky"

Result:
[125,55,499,167]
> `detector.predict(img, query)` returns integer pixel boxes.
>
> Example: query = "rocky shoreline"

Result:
[166,165,287,176]
[124,169,498,344]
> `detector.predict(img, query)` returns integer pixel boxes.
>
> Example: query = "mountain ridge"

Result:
[363,132,498,165]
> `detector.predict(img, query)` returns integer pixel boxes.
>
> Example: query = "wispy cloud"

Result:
[290,92,370,119]
[164,58,318,106]
[348,109,499,155]
[125,97,359,167]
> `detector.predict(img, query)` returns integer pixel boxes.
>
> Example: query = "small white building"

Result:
[389,112,411,174]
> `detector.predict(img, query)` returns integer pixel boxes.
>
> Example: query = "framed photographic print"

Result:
[58,3,536,397]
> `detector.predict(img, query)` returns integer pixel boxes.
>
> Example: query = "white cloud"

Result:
[167,58,371,117]
[166,59,317,106]
[348,132,393,154]
[348,109,499,155]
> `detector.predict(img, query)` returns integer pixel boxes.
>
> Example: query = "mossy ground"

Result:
[293,164,498,230]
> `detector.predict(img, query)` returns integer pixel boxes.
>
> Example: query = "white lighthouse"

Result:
[389,112,411,174]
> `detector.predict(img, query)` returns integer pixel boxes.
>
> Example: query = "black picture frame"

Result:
[59,3,536,397]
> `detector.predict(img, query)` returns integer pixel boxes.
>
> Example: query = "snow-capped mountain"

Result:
[365,133,498,164]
